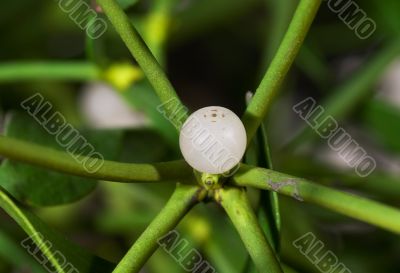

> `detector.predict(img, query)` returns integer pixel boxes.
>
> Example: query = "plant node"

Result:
[194,170,225,191]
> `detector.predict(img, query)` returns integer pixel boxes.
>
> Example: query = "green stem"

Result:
[0,187,71,273]
[215,187,283,273]
[0,62,100,82]
[0,136,195,183]
[231,164,400,234]
[243,122,280,273]
[256,123,281,252]
[97,0,188,129]
[0,186,114,272]
[113,184,203,273]
[280,155,400,200]
[242,0,321,145]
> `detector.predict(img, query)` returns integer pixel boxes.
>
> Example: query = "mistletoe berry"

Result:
[179,106,247,174]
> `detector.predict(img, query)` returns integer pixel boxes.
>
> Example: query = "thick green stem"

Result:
[0,136,195,183]
[0,62,100,82]
[97,0,188,129]
[215,187,283,273]
[113,184,203,273]
[231,164,400,234]
[280,155,400,200]
[242,0,321,145]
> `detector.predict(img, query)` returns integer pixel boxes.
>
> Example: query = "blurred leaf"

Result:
[287,39,400,149]
[148,249,186,273]
[96,183,164,234]
[0,186,114,273]
[367,0,400,35]
[281,155,400,201]
[297,43,331,90]
[117,0,140,9]
[203,240,236,273]
[95,127,175,235]
[0,112,123,206]
[122,80,179,150]
[0,229,46,273]
[279,198,321,273]
[172,0,259,44]
[361,98,400,154]
[32,84,82,126]
[205,209,248,273]
[119,128,171,163]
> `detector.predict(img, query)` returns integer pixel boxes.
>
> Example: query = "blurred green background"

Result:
[0,0,400,272]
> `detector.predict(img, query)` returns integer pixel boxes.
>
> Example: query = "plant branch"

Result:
[0,185,115,273]
[215,187,283,273]
[97,0,188,129]
[112,184,203,273]
[0,62,100,82]
[0,136,195,183]
[231,164,400,234]
[242,0,321,145]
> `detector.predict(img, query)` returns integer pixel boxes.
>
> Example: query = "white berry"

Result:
[179,106,247,174]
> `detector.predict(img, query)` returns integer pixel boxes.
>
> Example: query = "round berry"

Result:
[179,106,247,174]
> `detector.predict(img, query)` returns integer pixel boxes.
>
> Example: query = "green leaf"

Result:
[0,112,123,206]
[360,98,400,154]
[0,186,114,273]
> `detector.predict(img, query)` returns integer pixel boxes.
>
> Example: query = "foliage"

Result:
[0,0,399,272]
